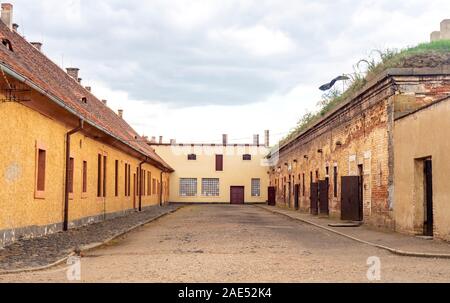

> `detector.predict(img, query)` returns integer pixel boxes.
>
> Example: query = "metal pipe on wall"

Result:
[63,119,84,231]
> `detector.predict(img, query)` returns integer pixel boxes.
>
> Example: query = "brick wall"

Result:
[270,69,450,231]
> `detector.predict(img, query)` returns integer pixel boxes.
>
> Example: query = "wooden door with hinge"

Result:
[341,176,362,221]
[230,186,245,205]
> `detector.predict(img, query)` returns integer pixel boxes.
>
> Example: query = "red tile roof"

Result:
[0,21,173,172]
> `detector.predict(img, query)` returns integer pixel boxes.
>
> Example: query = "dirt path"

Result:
[2,205,450,282]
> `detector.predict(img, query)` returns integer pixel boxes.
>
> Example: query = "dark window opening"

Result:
[216,155,224,171]
[333,166,338,198]
[302,173,306,196]
[97,154,102,197]
[147,172,151,196]
[188,154,197,161]
[103,156,107,197]
[2,38,13,51]
[68,157,74,193]
[37,149,46,192]
[82,161,87,193]
[115,160,119,197]
[243,154,252,161]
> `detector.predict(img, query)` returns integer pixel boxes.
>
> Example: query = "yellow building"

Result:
[151,134,270,204]
[0,4,172,247]
[394,96,450,241]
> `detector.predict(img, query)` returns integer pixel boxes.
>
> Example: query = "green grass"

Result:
[277,40,450,148]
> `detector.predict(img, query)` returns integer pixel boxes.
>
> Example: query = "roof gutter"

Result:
[0,62,171,172]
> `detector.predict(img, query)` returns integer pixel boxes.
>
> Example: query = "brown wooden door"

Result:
[230,186,245,205]
[318,180,329,215]
[268,187,276,206]
[310,183,319,215]
[341,176,362,221]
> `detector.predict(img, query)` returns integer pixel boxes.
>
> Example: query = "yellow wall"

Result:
[0,90,167,234]
[153,145,270,203]
[394,98,450,241]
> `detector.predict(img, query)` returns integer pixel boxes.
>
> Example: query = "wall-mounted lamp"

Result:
[317,149,323,154]
[336,141,342,147]
[304,155,309,160]
[293,159,298,163]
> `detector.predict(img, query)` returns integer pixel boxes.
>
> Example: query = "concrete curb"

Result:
[256,205,450,260]
[0,206,184,276]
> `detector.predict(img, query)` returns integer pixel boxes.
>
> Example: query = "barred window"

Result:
[251,178,261,197]
[180,178,197,196]
[202,178,220,197]
[243,154,252,161]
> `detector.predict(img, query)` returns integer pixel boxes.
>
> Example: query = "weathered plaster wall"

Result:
[394,97,450,241]
[0,90,167,246]
[154,145,269,204]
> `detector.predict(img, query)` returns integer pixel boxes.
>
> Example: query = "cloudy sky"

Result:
[11,0,450,144]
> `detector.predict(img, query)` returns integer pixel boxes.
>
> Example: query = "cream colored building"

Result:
[151,134,270,204]
[394,96,450,241]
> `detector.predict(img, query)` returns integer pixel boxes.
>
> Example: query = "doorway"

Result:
[268,187,276,206]
[310,182,319,215]
[341,176,363,221]
[318,179,329,216]
[424,159,434,237]
[294,184,300,210]
[358,164,364,221]
[230,186,245,205]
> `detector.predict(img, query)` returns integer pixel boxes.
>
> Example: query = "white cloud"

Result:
[90,80,320,145]
[12,0,450,145]
[208,25,297,57]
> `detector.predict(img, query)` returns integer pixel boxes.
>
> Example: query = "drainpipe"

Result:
[160,171,164,206]
[138,157,147,212]
[63,120,84,231]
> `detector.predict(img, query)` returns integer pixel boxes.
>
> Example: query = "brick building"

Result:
[0,4,172,247]
[268,66,450,233]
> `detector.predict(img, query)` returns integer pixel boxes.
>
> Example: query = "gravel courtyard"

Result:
[2,204,450,283]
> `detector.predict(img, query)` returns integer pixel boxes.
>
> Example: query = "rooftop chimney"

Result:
[66,68,80,80]
[101,99,107,105]
[265,130,270,147]
[253,134,260,146]
[118,109,123,118]
[1,3,13,30]
[30,42,42,51]
[170,139,176,145]
[151,136,156,143]
[85,86,91,92]
[12,23,18,31]
[222,134,228,145]
[159,136,163,144]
